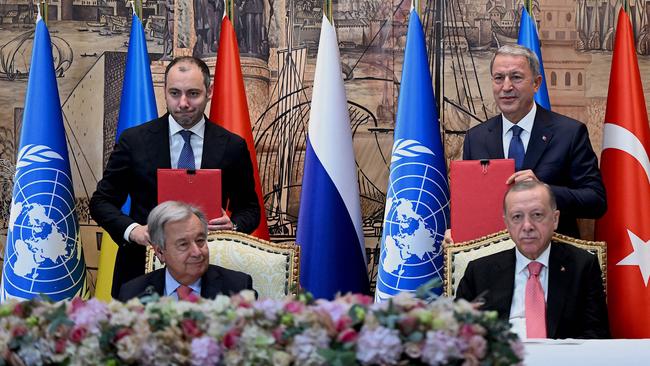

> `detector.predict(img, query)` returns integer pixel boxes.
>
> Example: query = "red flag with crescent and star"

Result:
[595,9,650,338]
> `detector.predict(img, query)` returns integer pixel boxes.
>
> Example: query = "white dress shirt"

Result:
[509,243,551,340]
[168,115,206,169]
[502,103,536,158]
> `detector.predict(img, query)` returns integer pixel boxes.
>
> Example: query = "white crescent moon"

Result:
[602,123,650,184]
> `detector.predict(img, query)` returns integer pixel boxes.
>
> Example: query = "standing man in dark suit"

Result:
[90,56,260,297]
[118,201,254,302]
[456,181,609,339]
[462,44,606,238]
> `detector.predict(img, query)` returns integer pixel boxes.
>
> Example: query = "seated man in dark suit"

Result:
[456,181,609,339]
[118,201,254,302]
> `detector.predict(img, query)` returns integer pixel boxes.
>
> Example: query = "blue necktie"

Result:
[177,130,195,169]
[508,125,525,171]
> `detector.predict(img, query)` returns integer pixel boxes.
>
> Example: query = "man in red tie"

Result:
[455,181,609,339]
[117,201,254,302]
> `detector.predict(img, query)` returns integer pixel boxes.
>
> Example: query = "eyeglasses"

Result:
[492,73,527,85]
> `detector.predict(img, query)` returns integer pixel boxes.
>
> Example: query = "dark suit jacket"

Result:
[455,243,610,339]
[90,115,260,296]
[462,105,606,237]
[117,264,254,302]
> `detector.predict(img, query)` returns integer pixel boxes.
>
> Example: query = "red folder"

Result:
[450,159,514,243]
[157,169,222,219]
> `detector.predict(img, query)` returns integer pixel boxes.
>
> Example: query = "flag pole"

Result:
[40,1,47,25]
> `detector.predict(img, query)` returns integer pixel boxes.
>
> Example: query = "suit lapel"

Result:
[145,115,172,168]
[148,269,167,297]
[201,118,228,168]
[489,249,517,319]
[523,105,553,170]
[201,265,223,299]
[486,116,505,159]
[546,243,570,338]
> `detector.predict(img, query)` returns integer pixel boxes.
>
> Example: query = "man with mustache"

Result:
[90,56,260,298]
[462,45,606,238]
[456,181,610,339]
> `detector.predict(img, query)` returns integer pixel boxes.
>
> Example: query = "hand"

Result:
[443,229,454,245]
[129,224,150,246]
[208,210,235,231]
[506,169,539,185]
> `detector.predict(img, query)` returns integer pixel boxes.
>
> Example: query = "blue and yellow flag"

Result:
[94,13,157,301]
[518,7,551,109]
[375,10,450,301]
[1,18,88,302]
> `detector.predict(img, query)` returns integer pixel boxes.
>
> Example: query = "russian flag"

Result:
[296,15,370,300]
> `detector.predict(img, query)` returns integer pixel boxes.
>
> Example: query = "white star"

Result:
[617,230,650,286]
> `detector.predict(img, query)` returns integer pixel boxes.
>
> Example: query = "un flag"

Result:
[376,11,449,302]
[1,19,88,302]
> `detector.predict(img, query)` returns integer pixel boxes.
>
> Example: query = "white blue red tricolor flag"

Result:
[296,15,370,300]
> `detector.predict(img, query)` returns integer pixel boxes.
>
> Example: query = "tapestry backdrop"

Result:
[0,0,649,293]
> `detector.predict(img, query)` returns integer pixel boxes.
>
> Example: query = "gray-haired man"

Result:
[462,44,606,238]
[117,201,254,301]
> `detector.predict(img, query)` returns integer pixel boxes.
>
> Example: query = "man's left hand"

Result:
[208,211,235,231]
[506,169,539,185]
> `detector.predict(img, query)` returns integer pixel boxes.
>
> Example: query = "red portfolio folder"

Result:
[157,169,222,219]
[450,159,514,243]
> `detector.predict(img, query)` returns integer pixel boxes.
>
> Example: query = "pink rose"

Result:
[398,316,419,335]
[335,315,353,332]
[114,328,133,342]
[460,324,475,339]
[12,303,24,317]
[55,338,67,354]
[69,297,85,313]
[352,294,374,305]
[223,328,241,349]
[69,326,87,343]
[181,319,202,338]
[272,326,286,344]
[336,328,358,343]
[12,326,27,338]
[284,301,304,314]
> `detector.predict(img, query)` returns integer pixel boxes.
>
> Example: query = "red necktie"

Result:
[177,285,193,301]
[525,261,547,338]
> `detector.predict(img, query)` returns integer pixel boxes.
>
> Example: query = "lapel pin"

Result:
[542,135,548,142]
[560,266,566,272]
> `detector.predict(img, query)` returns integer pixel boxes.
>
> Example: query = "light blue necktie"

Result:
[508,125,525,171]
[177,130,195,169]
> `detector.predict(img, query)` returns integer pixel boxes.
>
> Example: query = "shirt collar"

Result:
[514,240,551,274]
[168,114,206,139]
[502,103,536,136]
[164,268,202,297]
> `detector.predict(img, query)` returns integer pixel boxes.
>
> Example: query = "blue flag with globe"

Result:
[1,18,88,302]
[375,10,450,301]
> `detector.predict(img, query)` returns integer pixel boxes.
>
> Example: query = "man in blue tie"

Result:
[90,56,260,297]
[461,45,606,238]
[117,201,254,302]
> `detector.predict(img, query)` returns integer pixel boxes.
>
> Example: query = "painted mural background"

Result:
[1,0,649,293]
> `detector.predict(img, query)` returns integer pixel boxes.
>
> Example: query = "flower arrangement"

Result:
[0,291,523,365]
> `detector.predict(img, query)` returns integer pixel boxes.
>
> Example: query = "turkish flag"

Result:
[595,9,650,338]
[209,16,270,240]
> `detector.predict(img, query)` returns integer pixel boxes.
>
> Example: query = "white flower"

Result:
[356,326,403,365]
[288,327,329,366]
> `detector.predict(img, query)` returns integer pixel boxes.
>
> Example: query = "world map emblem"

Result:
[1,144,86,301]
[376,139,449,301]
